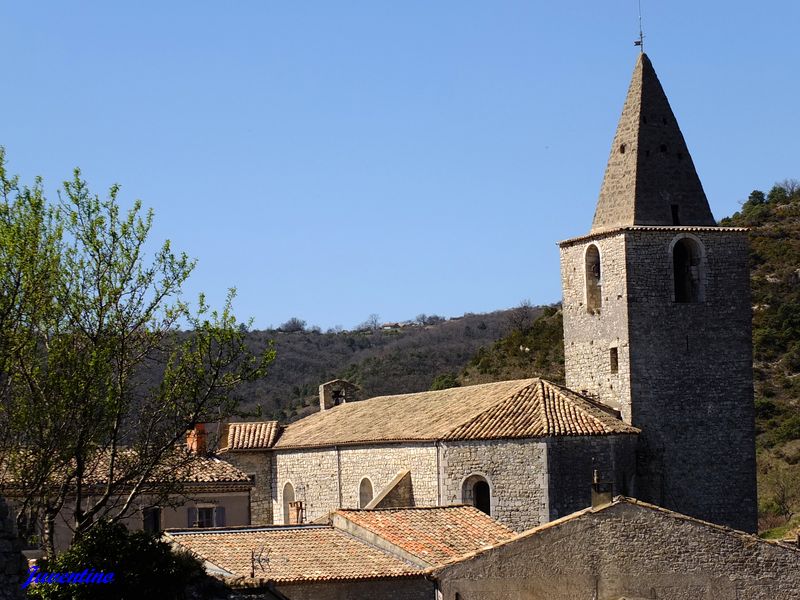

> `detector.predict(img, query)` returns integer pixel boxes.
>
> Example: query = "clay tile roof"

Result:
[164,526,420,582]
[275,378,638,449]
[226,421,281,450]
[335,506,516,567]
[177,455,252,484]
[444,379,638,440]
[0,449,251,490]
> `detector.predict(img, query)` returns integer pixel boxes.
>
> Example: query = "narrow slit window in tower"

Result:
[609,348,619,374]
[671,204,681,225]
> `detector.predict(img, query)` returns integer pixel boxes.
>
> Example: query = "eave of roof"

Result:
[558,225,748,247]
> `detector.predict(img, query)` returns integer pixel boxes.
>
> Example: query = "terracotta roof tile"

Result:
[226,421,281,450]
[445,379,637,440]
[275,379,638,449]
[164,526,420,582]
[0,449,251,489]
[335,506,516,567]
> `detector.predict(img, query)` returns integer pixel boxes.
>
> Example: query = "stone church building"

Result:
[221,52,757,535]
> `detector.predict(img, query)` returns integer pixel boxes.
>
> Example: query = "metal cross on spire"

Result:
[634,0,645,52]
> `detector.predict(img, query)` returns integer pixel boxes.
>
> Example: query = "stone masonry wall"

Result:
[272,444,438,524]
[560,228,757,533]
[560,233,632,419]
[220,451,272,525]
[0,497,26,600]
[624,229,757,532]
[438,439,549,532]
[546,435,637,520]
[435,501,800,600]
[275,578,434,600]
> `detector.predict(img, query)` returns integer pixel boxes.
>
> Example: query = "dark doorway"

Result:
[473,481,491,515]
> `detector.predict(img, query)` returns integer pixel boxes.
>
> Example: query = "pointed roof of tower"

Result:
[591,54,716,232]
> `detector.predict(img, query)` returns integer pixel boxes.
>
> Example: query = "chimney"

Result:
[319,379,358,411]
[591,469,613,509]
[288,501,305,525]
[186,423,207,455]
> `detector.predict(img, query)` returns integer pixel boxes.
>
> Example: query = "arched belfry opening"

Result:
[585,244,602,313]
[359,478,374,508]
[672,237,704,303]
[462,474,492,516]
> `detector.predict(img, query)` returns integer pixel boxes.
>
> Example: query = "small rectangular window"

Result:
[143,507,161,534]
[196,507,214,528]
[609,348,619,374]
[671,204,681,225]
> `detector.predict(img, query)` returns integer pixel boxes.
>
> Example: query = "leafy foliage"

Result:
[0,150,273,554]
[25,521,203,600]
[430,373,460,391]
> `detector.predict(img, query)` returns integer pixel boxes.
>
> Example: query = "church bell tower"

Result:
[559,54,757,532]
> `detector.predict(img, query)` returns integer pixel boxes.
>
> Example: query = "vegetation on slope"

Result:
[232,310,515,420]
[459,304,564,386]
[720,181,800,533]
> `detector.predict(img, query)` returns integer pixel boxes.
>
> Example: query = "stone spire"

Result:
[591,53,716,232]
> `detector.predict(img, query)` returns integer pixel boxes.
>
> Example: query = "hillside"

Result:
[719,181,800,534]
[233,309,522,421]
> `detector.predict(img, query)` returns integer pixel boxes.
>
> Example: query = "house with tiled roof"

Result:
[165,505,514,599]
[1,437,254,551]
[218,51,759,540]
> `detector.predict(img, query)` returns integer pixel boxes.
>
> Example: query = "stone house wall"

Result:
[275,578,434,600]
[435,501,800,600]
[221,451,273,525]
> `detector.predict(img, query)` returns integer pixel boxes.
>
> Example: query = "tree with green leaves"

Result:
[0,148,273,556]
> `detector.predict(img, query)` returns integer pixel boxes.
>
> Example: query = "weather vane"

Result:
[634,0,645,52]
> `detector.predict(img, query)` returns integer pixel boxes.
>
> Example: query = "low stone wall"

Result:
[435,500,800,600]
[276,577,433,600]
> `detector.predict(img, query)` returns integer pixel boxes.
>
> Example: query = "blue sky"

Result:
[1,2,798,330]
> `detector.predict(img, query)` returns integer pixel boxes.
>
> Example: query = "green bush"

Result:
[26,521,203,600]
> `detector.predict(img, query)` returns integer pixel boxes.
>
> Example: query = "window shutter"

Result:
[187,507,197,527]
[214,506,226,527]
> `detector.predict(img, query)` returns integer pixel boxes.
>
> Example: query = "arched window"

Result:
[282,482,295,524]
[672,237,704,303]
[461,474,492,516]
[359,478,374,508]
[585,244,602,313]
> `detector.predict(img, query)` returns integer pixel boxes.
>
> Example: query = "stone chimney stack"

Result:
[288,501,305,525]
[186,423,207,455]
[591,469,613,509]
[319,379,358,412]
